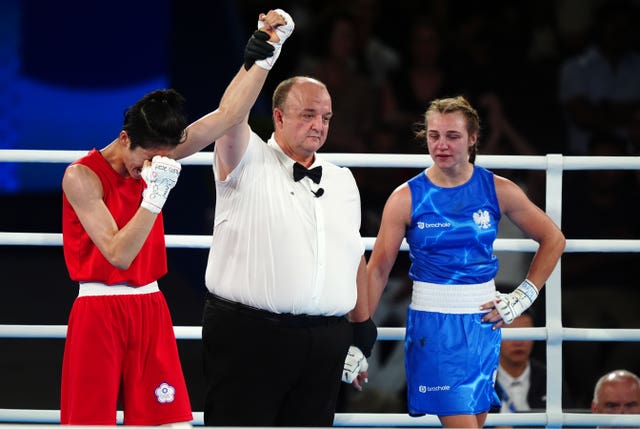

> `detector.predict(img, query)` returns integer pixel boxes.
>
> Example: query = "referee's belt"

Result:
[208,293,345,328]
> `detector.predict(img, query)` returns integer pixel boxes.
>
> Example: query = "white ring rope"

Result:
[3,409,640,427]
[3,324,640,343]
[1,233,639,253]
[1,149,639,170]
[1,150,639,427]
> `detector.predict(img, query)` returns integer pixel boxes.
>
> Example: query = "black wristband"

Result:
[243,30,274,70]
[352,318,377,357]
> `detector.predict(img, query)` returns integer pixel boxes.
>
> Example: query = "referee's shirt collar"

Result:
[267,134,322,175]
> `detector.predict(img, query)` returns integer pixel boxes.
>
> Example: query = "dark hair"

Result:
[122,89,188,150]
[415,95,481,164]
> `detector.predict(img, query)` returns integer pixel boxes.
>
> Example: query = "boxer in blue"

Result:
[367,96,566,428]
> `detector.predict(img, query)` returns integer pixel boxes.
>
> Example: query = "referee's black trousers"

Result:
[202,294,352,427]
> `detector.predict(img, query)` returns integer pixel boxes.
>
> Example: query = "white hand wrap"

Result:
[140,156,181,214]
[494,279,539,325]
[342,345,369,384]
[255,9,295,71]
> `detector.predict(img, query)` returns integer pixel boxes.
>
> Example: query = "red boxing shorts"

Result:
[61,284,192,425]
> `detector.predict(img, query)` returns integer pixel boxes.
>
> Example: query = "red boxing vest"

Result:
[62,149,167,286]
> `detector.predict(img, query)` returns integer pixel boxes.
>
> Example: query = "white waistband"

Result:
[78,281,159,297]
[410,280,495,314]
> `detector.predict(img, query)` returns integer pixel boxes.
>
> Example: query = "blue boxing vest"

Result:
[406,166,501,285]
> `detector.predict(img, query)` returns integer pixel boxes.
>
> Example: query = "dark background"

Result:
[1,0,640,417]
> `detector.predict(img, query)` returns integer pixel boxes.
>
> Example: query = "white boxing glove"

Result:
[255,9,295,70]
[140,156,181,214]
[342,345,369,384]
[494,279,539,324]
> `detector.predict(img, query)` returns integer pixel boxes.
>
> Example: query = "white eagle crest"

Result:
[473,209,491,229]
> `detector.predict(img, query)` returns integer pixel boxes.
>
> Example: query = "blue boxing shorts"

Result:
[405,308,501,416]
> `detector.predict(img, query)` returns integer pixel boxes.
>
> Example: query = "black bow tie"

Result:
[293,162,322,184]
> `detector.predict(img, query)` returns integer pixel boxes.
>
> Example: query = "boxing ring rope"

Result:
[1,150,640,427]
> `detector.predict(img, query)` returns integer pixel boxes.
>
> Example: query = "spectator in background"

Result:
[558,0,640,155]
[479,94,537,158]
[345,0,400,86]
[446,4,530,103]
[592,370,640,427]
[495,309,574,413]
[295,13,377,154]
[379,16,454,154]
[478,92,545,208]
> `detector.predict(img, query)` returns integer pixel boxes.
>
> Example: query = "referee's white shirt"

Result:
[206,130,364,316]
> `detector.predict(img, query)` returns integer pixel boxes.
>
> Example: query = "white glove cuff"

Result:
[254,46,281,71]
[255,9,294,71]
[494,279,539,325]
[518,279,539,304]
[141,198,162,214]
[342,345,367,384]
